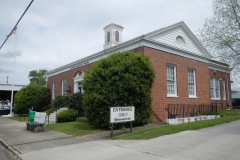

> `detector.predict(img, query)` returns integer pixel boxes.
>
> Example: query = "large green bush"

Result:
[14,84,50,115]
[68,92,84,117]
[56,109,78,123]
[83,51,155,128]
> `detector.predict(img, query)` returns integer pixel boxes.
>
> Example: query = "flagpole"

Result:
[9,30,18,116]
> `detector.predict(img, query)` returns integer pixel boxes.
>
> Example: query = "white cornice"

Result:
[208,61,230,73]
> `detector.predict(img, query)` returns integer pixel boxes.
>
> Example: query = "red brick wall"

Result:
[47,63,92,98]
[135,47,211,120]
[47,46,232,121]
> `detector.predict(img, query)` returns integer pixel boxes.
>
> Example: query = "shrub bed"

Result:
[57,109,78,123]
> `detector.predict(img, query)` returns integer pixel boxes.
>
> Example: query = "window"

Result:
[222,80,226,100]
[52,82,57,100]
[167,64,177,97]
[176,36,186,46]
[210,78,220,99]
[62,80,67,96]
[107,31,110,43]
[115,31,119,42]
[188,69,197,98]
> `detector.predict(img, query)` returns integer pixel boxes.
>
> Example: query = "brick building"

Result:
[46,22,231,121]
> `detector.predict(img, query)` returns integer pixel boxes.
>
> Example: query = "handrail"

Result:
[151,110,162,122]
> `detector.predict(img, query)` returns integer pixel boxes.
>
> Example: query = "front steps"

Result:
[47,107,68,124]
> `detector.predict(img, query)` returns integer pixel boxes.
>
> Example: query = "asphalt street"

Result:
[19,120,240,160]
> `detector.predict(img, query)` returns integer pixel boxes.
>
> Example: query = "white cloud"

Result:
[0,0,213,85]
[0,50,21,58]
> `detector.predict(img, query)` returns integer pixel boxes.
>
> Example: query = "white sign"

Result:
[110,106,135,123]
[34,112,46,123]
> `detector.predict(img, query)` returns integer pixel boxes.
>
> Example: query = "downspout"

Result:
[226,71,231,110]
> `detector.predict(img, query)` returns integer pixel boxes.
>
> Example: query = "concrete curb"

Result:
[0,138,22,160]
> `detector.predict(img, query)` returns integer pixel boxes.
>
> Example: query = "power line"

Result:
[0,0,35,50]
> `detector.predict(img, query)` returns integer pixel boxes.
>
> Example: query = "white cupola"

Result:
[103,23,124,49]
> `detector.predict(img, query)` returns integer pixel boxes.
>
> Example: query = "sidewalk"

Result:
[0,117,162,159]
[17,120,240,160]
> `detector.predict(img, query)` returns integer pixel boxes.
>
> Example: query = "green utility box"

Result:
[29,111,36,122]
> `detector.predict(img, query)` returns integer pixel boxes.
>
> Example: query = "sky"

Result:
[0,0,239,90]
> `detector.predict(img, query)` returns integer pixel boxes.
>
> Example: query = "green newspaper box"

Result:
[29,111,36,122]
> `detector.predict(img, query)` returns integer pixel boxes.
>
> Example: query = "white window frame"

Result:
[52,82,57,100]
[210,77,220,100]
[222,80,226,100]
[62,80,67,96]
[166,64,178,97]
[188,69,197,98]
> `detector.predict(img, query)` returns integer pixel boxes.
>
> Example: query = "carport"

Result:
[0,84,26,115]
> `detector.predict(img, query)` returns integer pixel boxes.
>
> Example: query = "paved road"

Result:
[20,120,240,160]
[0,143,14,160]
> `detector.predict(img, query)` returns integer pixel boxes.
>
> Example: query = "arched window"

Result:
[115,31,119,42]
[107,31,110,43]
[176,36,186,46]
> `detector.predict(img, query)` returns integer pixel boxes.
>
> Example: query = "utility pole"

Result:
[6,76,9,84]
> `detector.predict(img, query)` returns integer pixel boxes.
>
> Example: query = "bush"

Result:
[14,84,50,115]
[217,110,239,117]
[68,92,84,117]
[56,109,78,123]
[202,110,239,117]
[76,117,88,123]
[83,51,155,128]
[53,95,70,108]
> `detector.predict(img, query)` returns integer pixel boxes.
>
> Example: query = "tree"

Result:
[198,0,240,81]
[82,51,155,128]
[14,84,51,115]
[28,69,47,85]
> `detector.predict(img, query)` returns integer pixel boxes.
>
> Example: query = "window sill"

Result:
[167,95,179,98]
[189,96,198,99]
[211,98,221,100]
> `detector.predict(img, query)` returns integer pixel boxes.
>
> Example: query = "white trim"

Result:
[188,69,197,97]
[166,64,177,97]
[188,96,198,99]
[208,61,230,73]
[73,72,84,94]
[210,78,220,100]
[211,98,221,100]
[46,22,229,78]
[62,80,67,96]
[52,82,56,100]
[222,80,226,100]
[167,95,179,98]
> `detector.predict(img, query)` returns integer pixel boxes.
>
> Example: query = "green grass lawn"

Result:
[46,118,103,136]
[8,115,28,122]
[113,115,240,140]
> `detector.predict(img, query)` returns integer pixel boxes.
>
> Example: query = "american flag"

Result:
[6,27,17,37]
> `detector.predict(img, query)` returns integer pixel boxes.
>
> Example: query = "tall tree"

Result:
[28,69,47,85]
[198,0,240,81]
